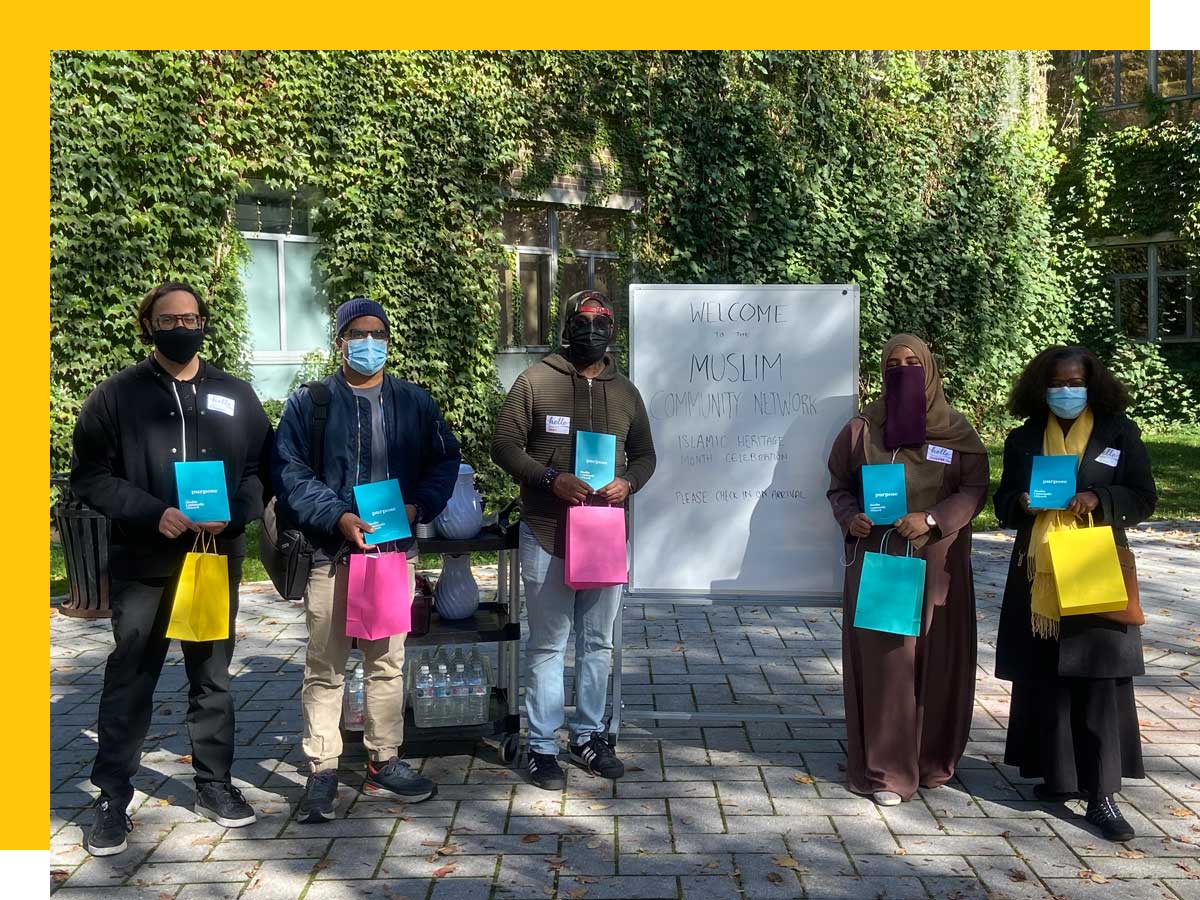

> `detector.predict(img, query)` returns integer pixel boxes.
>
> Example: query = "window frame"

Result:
[499,206,623,354]
[1096,233,1199,343]
[240,229,326,365]
[1085,50,1200,111]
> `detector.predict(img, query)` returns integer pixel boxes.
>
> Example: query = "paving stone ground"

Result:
[50,523,1200,899]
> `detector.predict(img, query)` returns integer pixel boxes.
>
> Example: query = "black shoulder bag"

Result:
[259,381,332,600]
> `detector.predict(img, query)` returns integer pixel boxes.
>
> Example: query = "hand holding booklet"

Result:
[861,463,907,524]
[575,430,617,491]
[1029,455,1077,510]
[352,479,412,545]
[174,460,230,521]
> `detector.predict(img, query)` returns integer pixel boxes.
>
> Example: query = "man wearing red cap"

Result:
[492,291,657,789]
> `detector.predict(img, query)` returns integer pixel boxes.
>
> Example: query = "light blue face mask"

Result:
[1046,386,1088,419]
[345,336,387,376]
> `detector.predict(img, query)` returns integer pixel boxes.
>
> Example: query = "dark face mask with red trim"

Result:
[567,316,612,365]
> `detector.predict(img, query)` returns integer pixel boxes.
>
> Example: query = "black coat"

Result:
[993,412,1157,682]
[70,356,273,579]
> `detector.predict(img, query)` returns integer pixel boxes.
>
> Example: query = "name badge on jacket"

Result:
[1096,447,1121,468]
[926,444,953,465]
[207,394,236,417]
[546,415,570,435]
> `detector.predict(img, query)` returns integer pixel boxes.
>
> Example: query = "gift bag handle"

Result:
[190,530,218,555]
[879,528,914,557]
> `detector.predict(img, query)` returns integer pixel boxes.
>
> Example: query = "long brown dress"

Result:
[827,416,989,800]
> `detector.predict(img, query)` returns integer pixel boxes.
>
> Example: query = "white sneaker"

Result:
[873,791,902,806]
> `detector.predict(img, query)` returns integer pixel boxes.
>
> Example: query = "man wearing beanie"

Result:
[492,291,656,790]
[273,297,461,821]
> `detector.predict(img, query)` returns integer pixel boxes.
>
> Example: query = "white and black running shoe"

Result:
[569,734,624,779]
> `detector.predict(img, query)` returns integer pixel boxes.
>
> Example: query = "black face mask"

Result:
[152,327,205,364]
[567,318,611,365]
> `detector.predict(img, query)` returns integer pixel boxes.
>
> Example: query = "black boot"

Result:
[1085,794,1135,842]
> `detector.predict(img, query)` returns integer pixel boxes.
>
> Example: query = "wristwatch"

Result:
[925,513,937,529]
[540,466,561,493]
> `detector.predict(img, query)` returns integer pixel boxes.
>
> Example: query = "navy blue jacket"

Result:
[272,371,461,554]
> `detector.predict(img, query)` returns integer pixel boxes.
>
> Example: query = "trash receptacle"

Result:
[52,476,112,618]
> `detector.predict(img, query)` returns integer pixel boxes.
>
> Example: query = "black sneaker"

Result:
[85,797,132,857]
[194,782,256,828]
[364,757,437,802]
[1086,794,1135,842]
[298,771,339,823]
[527,751,566,790]
[1033,783,1085,802]
[569,734,625,779]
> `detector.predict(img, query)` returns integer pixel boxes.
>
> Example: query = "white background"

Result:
[628,284,858,598]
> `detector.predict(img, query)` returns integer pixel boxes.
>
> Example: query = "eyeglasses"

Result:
[153,314,205,330]
[345,329,389,342]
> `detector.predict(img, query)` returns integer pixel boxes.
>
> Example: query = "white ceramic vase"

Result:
[434,463,484,540]
[434,553,480,620]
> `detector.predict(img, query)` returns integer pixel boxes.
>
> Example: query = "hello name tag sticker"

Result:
[1096,447,1121,468]
[926,444,953,465]
[546,415,571,435]
[207,394,236,417]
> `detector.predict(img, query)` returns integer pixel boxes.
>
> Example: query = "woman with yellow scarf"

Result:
[994,346,1157,842]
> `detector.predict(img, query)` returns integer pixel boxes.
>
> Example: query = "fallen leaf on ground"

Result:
[432,864,457,878]
[1008,869,1027,882]
[773,856,805,870]
[1170,806,1195,818]
[50,871,69,884]
[1078,869,1108,884]
[586,839,603,849]
[588,803,610,810]
[791,774,815,785]
[546,856,567,870]
[766,872,784,884]
[1118,848,1145,859]
[893,848,908,856]
[521,834,541,844]
[575,876,599,884]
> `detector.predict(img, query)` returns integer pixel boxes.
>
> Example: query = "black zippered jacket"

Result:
[70,356,273,579]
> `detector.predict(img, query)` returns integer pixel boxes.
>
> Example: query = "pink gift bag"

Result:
[345,551,412,640]
[564,504,628,590]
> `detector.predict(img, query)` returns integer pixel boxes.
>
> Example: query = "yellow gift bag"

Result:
[167,532,230,642]
[1046,516,1128,617]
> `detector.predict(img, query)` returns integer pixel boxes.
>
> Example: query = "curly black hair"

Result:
[1008,345,1130,419]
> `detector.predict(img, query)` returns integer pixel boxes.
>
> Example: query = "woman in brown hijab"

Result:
[827,334,989,805]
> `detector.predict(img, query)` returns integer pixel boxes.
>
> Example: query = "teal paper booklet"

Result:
[174,460,230,521]
[353,479,412,545]
[575,430,617,491]
[1029,455,1077,510]
[861,463,907,524]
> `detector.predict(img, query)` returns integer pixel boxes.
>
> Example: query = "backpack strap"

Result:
[306,381,332,475]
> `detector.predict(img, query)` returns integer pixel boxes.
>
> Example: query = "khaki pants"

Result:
[301,556,415,771]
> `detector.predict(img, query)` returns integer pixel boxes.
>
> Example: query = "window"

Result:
[498,204,626,349]
[1099,240,1198,342]
[237,186,328,399]
[1085,51,1200,110]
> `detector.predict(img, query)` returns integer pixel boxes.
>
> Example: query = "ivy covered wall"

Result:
[53,50,1152,499]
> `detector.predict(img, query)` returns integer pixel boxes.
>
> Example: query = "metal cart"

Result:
[342,523,524,764]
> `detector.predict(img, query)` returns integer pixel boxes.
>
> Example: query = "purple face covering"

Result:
[883,364,927,450]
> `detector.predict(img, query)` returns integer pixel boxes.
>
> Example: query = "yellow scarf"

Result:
[1028,406,1094,640]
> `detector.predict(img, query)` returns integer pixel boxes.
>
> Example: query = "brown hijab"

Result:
[860,334,986,517]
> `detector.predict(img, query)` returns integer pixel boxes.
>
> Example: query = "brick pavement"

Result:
[49,523,1200,899]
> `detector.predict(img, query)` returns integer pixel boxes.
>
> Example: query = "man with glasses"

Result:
[273,297,461,822]
[492,291,656,789]
[71,281,272,855]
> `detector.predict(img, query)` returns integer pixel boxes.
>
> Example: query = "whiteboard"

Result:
[628,284,859,598]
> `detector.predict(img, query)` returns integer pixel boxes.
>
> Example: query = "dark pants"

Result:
[1005,676,1144,797]
[91,558,243,804]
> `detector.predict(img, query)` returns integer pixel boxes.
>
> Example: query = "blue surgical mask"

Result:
[345,336,387,376]
[1046,386,1088,419]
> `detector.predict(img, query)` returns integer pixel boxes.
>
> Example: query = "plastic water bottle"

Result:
[466,648,487,722]
[414,665,435,728]
[433,664,451,726]
[343,655,365,730]
[449,663,468,725]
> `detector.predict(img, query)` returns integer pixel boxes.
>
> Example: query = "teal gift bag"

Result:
[853,529,926,637]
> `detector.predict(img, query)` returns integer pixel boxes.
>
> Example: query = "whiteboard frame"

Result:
[625,283,860,602]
